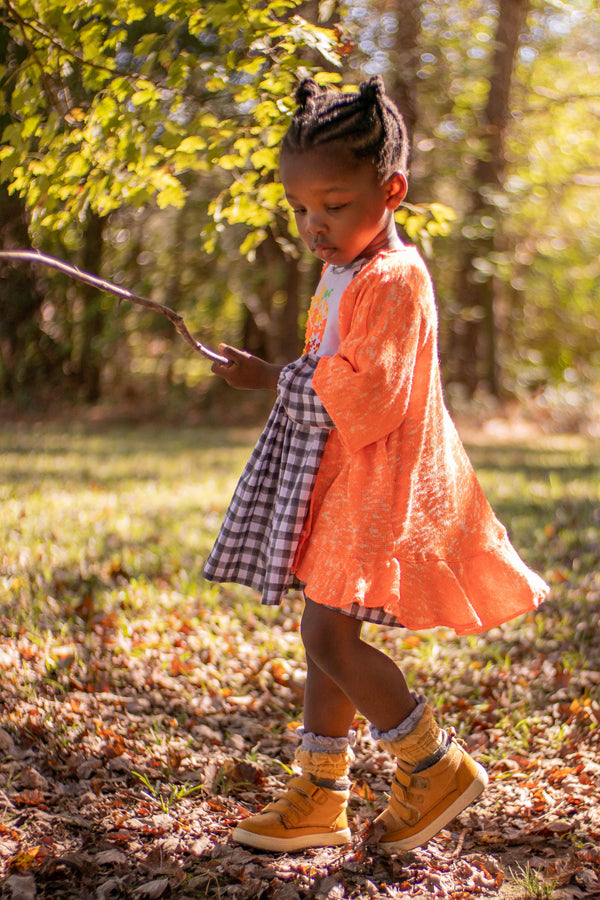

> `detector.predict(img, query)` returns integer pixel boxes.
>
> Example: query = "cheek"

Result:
[295,217,312,246]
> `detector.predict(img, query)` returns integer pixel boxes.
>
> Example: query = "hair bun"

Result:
[359,75,386,105]
[295,78,322,108]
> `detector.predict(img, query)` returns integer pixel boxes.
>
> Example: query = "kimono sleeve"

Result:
[312,261,434,454]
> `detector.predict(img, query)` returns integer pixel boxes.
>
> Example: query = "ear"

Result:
[384,171,408,209]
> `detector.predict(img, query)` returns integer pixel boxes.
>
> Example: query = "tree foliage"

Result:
[0,0,599,408]
[0,0,340,243]
[346,0,600,400]
[0,0,343,400]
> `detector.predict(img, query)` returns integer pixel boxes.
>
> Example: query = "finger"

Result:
[221,343,255,362]
[211,344,238,375]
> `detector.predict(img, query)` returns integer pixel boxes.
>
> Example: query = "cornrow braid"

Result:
[282,75,409,180]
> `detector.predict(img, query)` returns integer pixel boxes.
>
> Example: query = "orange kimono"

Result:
[292,248,549,635]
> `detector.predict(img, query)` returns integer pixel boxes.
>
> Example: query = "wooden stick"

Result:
[0,248,229,365]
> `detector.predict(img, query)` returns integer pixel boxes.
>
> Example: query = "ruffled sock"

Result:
[295,729,355,789]
[370,693,450,773]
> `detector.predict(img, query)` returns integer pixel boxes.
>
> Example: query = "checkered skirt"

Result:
[203,354,403,627]
[202,355,333,606]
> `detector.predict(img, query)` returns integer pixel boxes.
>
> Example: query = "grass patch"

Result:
[1,422,599,740]
[1,419,599,898]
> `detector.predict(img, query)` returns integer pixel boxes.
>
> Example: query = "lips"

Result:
[312,242,336,258]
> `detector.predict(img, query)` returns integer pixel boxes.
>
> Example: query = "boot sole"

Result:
[232,825,352,852]
[380,763,488,853]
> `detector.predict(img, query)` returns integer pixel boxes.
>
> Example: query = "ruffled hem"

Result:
[293,539,549,636]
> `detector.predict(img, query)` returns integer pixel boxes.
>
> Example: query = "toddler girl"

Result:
[203,76,549,854]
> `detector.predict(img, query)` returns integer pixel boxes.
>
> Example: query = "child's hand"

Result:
[212,344,282,391]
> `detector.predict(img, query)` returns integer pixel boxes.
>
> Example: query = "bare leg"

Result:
[303,654,357,737]
[301,596,416,734]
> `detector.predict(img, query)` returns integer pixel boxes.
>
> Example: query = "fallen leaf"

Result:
[95,849,127,866]
[5,873,37,900]
[14,790,44,807]
[133,878,169,898]
[8,847,40,872]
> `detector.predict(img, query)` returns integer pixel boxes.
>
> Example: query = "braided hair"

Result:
[282,75,409,181]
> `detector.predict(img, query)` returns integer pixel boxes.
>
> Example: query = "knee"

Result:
[301,598,360,674]
[300,605,328,662]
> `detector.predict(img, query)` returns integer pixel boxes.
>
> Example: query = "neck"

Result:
[363,218,403,259]
[382,215,403,251]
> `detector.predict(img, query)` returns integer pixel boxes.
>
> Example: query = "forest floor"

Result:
[0,413,599,900]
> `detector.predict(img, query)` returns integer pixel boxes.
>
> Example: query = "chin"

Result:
[326,250,355,265]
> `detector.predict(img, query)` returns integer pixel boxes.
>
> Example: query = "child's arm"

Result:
[211,344,283,391]
[312,261,432,453]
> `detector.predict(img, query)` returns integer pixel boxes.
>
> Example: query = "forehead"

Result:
[280,144,379,194]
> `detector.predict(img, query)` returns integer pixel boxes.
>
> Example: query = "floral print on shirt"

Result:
[303,284,332,355]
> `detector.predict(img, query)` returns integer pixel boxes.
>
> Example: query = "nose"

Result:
[305,211,326,236]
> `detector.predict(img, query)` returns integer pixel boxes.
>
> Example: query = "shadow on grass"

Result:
[2,424,600,897]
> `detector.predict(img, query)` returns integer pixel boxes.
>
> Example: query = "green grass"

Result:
[1,419,599,897]
[1,422,599,689]
[509,862,558,899]
[0,423,256,623]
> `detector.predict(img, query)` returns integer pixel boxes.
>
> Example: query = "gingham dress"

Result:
[202,355,333,606]
[204,250,548,633]
[203,260,407,627]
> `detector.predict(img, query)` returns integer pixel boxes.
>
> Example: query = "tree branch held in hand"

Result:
[0,248,229,365]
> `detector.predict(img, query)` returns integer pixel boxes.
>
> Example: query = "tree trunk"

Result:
[76,211,106,403]
[242,230,303,364]
[0,186,45,395]
[450,0,530,396]
[388,0,422,147]
[0,23,46,396]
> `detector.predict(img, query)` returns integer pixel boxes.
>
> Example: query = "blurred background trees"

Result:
[0,0,598,423]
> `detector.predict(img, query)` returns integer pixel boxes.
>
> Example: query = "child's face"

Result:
[280,144,406,266]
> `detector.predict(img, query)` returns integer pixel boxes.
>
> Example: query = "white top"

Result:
[304,259,368,358]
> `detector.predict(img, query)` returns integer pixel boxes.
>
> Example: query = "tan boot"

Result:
[375,704,487,852]
[232,746,353,852]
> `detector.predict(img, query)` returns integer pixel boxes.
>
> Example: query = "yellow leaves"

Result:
[123,3,147,24]
[402,634,422,650]
[21,115,43,138]
[92,95,119,125]
[130,88,160,108]
[352,780,377,802]
[217,154,241,172]
[396,202,457,253]
[155,183,186,211]
[250,146,278,171]
[175,136,207,155]
[0,145,16,161]
[258,181,285,208]
[1,0,345,249]
[64,153,89,179]
[8,846,41,872]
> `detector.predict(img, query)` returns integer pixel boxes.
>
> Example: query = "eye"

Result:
[292,207,306,215]
[326,204,347,212]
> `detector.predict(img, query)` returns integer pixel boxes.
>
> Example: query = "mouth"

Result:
[311,243,337,260]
